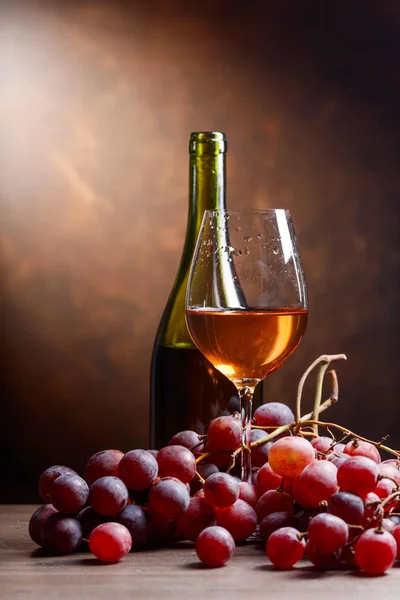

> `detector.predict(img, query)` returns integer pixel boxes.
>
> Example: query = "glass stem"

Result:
[238,384,255,483]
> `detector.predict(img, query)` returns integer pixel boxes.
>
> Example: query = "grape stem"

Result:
[300,420,400,459]
[194,471,205,484]
[250,395,338,448]
[295,354,346,427]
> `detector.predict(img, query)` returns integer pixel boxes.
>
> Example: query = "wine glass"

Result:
[185,209,308,482]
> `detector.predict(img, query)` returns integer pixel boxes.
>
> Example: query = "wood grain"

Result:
[1,505,400,600]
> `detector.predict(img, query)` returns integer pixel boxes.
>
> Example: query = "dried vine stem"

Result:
[250,395,338,448]
[295,354,346,430]
[300,420,400,459]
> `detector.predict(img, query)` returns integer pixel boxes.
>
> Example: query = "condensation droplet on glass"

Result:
[238,249,243,255]
[244,247,250,255]
[256,233,263,240]
[235,226,242,232]
[273,247,279,255]
[243,236,252,244]
[232,249,240,256]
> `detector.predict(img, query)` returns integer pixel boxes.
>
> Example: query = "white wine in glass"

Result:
[185,209,308,482]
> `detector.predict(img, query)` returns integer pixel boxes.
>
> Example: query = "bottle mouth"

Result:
[189,132,227,155]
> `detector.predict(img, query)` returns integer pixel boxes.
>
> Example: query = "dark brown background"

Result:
[0,0,399,502]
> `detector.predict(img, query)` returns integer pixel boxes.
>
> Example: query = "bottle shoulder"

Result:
[154,264,194,349]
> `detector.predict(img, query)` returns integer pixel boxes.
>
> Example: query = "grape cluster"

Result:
[29,407,400,574]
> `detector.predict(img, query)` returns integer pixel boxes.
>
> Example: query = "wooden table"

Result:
[1,505,399,599]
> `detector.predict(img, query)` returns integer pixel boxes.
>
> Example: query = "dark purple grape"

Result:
[148,477,190,520]
[41,513,83,554]
[89,476,128,516]
[253,402,294,427]
[115,504,151,549]
[77,507,111,539]
[84,450,124,486]
[39,466,77,503]
[168,430,204,453]
[29,504,58,546]
[50,474,89,514]
[250,429,273,468]
[327,491,364,525]
[190,462,219,495]
[259,511,295,541]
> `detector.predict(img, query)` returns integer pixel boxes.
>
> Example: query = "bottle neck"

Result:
[189,152,226,226]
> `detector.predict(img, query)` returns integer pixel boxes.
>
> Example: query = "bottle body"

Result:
[150,132,261,449]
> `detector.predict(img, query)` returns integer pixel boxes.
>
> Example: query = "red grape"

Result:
[216,499,257,541]
[50,474,89,514]
[253,402,294,427]
[355,529,396,575]
[334,443,346,454]
[256,490,293,523]
[169,430,204,453]
[194,489,206,500]
[379,462,400,486]
[238,482,258,508]
[362,492,382,528]
[256,463,286,498]
[156,445,196,483]
[148,476,190,520]
[306,542,342,570]
[77,507,111,539]
[268,437,315,479]
[343,440,381,464]
[250,429,273,468]
[311,436,334,455]
[393,524,400,558]
[260,511,294,541]
[118,449,158,491]
[307,513,348,554]
[177,497,216,541]
[373,477,398,500]
[190,462,219,495]
[203,473,239,508]
[292,475,310,508]
[147,504,176,545]
[328,453,349,469]
[115,504,151,549]
[89,476,128,516]
[296,460,338,508]
[337,456,378,496]
[41,513,83,554]
[84,450,124,486]
[29,504,58,546]
[206,416,242,452]
[196,525,235,567]
[381,518,396,533]
[266,526,305,569]
[327,491,364,525]
[89,522,132,563]
[39,465,77,503]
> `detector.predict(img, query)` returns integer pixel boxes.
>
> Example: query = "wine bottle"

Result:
[150,132,262,449]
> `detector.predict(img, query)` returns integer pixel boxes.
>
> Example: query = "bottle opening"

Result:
[189,132,227,155]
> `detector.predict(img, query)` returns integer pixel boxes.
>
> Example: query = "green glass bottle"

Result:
[150,132,262,449]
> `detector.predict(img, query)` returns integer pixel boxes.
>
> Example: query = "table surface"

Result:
[1,505,400,600]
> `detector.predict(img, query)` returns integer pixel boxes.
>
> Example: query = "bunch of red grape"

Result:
[29,403,400,574]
